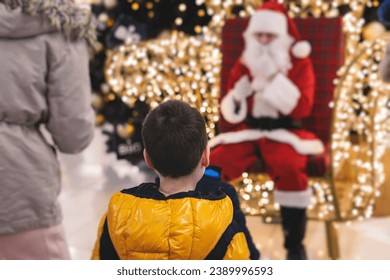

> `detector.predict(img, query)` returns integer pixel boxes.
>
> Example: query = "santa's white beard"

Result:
[242,34,293,91]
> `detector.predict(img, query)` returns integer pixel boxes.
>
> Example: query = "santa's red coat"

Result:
[210,56,322,208]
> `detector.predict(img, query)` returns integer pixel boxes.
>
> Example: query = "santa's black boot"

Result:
[280,206,307,260]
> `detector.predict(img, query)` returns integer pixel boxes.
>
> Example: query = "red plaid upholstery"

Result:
[219,17,344,176]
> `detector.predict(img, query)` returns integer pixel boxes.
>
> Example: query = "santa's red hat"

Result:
[244,1,311,59]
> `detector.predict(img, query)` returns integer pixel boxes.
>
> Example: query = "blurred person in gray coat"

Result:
[0,0,95,259]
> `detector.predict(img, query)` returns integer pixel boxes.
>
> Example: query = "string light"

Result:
[232,174,337,220]
[105,31,221,138]
[332,37,388,220]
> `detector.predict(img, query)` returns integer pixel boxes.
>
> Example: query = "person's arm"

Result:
[197,167,260,260]
[221,183,260,260]
[288,58,316,118]
[91,213,120,260]
[223,231,251,260]
[45,39,95,153]
[91,214,107,260]
[220,61,252,125]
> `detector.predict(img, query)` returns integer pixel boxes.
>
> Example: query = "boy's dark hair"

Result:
[142,100,208,178]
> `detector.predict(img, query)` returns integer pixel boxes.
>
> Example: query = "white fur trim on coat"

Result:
[262,73,300,115]
[208,129,324,155]
[245,10,288,36]
[220,91,248,124]
[274,188,312,208]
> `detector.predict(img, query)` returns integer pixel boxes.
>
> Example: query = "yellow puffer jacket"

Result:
[91,183,250,260]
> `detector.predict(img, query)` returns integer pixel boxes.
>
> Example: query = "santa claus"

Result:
[209,2,324,260]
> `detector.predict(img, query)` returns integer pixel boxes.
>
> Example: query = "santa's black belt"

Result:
[246,116,303,131]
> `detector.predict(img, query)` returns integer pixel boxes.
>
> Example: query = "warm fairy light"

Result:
[105,31,221,138]
[332,37,387,220]
[232,174,337,220]
[178,3,187,12]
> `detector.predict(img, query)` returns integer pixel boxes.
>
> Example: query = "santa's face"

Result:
[254,32,278,45]
[242,31,293,83]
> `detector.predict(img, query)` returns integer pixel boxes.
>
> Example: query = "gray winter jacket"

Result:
[0,0,95,234]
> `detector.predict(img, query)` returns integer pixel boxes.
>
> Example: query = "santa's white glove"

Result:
[232,75,252,102]
[262,73,300,115]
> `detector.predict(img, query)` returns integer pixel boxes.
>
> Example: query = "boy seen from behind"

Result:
[92,100,250,260]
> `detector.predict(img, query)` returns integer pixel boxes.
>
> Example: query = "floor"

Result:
[58,128,390,260]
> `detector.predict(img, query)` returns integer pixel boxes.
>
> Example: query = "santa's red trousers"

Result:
[210,138,308,191]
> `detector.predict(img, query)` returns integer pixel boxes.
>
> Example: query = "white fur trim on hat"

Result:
[274,188,312,208]
[292,40,311,59]
[245,10,288,36]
